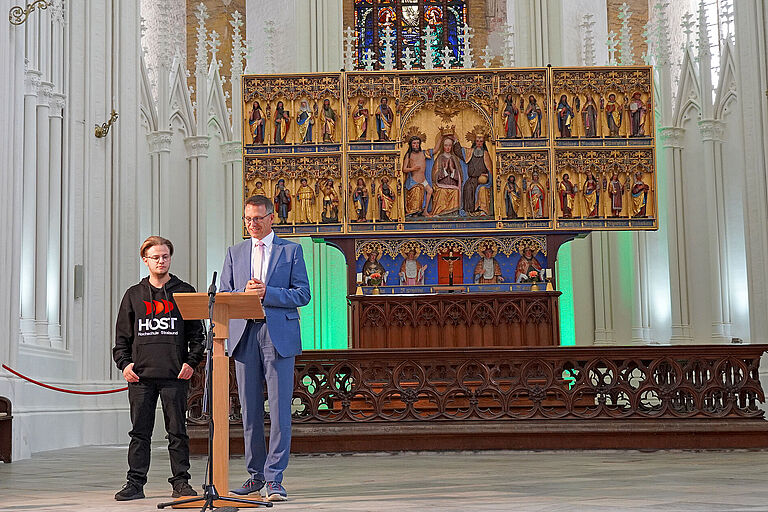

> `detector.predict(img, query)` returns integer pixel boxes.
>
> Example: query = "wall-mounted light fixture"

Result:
[94,110,119,138]
[8,0,52,26]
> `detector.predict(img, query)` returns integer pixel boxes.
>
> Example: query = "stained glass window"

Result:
[354,0,467,69]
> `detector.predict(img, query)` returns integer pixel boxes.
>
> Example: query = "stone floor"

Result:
[1,445,768,511]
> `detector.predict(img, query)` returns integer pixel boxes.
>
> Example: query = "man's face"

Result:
[324,100,330,108]
[143,244,171,278]
[563,173,570,181]
[301,179,307,186]
[381,98,387,105]
[410,138,421,151]
[358,99,364,107]
[483,249,493,259]
[524,248,533,258]
[408,250,416,260]
[475,134,485,148]
[244,203,274,240]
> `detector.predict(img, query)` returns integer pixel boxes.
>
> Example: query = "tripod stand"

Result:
[158,272,271,511]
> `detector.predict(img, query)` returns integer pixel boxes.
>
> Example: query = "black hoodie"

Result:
[113,274,205,379]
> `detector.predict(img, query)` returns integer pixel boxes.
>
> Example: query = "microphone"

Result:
[207,271,217,296]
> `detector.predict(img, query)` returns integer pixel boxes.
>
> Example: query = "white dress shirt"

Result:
[251,230,275,282]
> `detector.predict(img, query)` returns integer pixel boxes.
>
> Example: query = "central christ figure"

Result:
[429,133,463,216]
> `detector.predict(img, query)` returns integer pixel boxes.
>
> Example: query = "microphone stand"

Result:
[158,272,271,511]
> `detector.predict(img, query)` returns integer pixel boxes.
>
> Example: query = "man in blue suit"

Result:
[220,194,311,501]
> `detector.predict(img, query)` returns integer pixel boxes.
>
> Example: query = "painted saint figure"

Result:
[320,178,339,223]
[462,133,492,216]
[274,179,292,224]
[399,250,425,285]
[353,99,369,140]
[556,95,574,138]
[504,174,521,219]
[402,135,433,216]
[296,100,314,143]
[581,95,598,137]
[526,171,546,218]
[274,101,291,144]
[430,134,463,216]
[631,172,650,217]
[474,248,504,284]
[525,95,542,138]
[249,101,265,144]
[362,250,387,285]
[515,246,542,282]
[378,176,396,222]
[352,177,369,222]
[629,92,648,137]
[604,93,622,137]
[608,172,624,216]
[582,171,599,217]
[502,94,520,138]
[321,99,337,142]
[295,178,315,223]
[558,173,576,218]
[252,180,267,197]
[375,97,394,141]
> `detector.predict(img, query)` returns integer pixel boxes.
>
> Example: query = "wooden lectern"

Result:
[173,292,264,508]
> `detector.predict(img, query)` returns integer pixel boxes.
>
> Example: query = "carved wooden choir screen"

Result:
[241,66,656,237]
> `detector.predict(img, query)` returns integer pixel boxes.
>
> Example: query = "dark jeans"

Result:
[127,378,191,486]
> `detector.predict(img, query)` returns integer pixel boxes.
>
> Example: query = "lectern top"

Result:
[173,292,265,321]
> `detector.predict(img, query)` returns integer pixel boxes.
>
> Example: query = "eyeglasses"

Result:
[243,213,273,225]
[144,255,171,262]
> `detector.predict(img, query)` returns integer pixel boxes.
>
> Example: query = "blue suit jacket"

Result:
[220,235,311,357]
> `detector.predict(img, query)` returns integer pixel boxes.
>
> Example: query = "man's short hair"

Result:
[244,195,275,214]
[140,236,174,258]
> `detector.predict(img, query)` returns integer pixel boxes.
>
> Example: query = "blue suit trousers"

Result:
[233,320,295,483]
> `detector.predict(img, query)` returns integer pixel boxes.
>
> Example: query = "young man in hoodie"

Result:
[112,236,205,501]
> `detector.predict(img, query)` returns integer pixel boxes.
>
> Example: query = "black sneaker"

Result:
[114,482,144,501]
[172,480,198,498]
[231,476,265,496]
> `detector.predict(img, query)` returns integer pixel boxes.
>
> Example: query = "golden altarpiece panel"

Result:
[241,66,656,236]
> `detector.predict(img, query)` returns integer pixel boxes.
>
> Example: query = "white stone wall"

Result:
[0,0,144,460]
[245,0,343,73]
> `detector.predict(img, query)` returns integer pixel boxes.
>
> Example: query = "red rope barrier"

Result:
[1,364,127,395]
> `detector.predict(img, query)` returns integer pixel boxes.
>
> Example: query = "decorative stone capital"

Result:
[24,68,42,96]
[184,135,210,159]
[38,82,55,108]
[49,92,66,117]
[658,126,685,148]
[221,141,242,163]
[698,119,725,142]
[147,130,173,154]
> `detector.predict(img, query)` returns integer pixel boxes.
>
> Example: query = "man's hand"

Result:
[122,363,139,383]
[245,279,266,299]
[177,363,194,380]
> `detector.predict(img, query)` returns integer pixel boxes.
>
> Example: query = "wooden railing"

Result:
[187,345,768,426]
